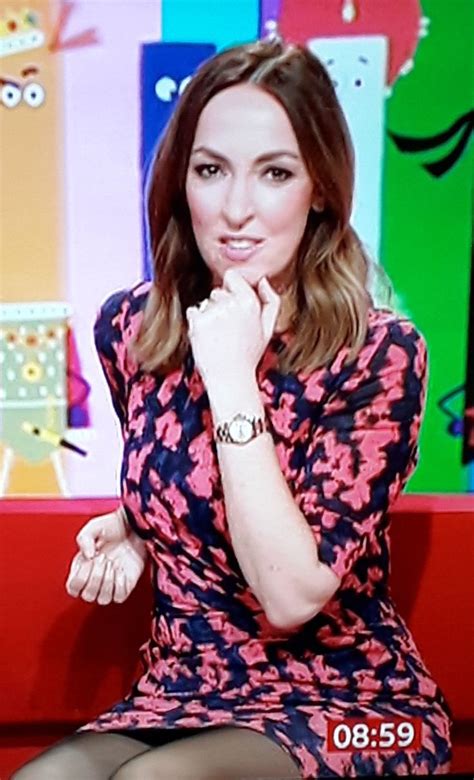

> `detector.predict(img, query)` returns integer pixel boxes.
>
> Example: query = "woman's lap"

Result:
[12,726,302,780]
[110,725,302,780]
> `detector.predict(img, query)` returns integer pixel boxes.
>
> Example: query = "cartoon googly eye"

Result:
[23,82,45,108]
[155,76,177,102]
[178,75,192,95]
[1,83,21,108]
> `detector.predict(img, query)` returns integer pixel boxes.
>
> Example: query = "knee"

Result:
[110,765,143,780]
[11,745,83,780]
[110,757,178,780]
[11,757,59,780]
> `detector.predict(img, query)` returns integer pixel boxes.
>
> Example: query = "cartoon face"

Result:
[307,36,387,111]
[140,42,216,276]
[278,0,424,86]
[306,36,388,261]
[0,65,45,108]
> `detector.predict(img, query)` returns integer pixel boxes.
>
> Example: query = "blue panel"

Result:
[140,42,216,278]
[162,0,259,51]
[468,464,474,492]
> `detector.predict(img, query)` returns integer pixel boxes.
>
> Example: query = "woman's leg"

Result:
[11,731,151,780]
[111,725,302,780]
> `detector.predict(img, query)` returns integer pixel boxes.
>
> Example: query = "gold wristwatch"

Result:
[215,412,267,445]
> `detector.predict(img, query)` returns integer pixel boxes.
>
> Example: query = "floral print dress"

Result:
[80,282,452,777]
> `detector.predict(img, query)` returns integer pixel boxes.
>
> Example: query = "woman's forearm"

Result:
[208,374,338,630]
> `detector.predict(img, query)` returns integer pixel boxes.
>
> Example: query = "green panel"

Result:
[381,0,473,492]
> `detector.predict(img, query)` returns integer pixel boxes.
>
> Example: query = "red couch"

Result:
[1,495,473,778]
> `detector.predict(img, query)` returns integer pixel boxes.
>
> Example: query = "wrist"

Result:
[207,374,263,421]
[117,504,130,533]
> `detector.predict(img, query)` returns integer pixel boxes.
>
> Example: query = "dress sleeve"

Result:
[93,289,131,431]
[294,317,428,581]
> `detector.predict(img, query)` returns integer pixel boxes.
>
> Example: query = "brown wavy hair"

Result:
[134,38,380,376]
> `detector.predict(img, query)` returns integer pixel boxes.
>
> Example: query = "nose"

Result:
[221,174,254,228]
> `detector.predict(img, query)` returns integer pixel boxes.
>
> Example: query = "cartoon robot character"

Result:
[1,4,97,495]
[266,0,426,265]
[0,302,89,495]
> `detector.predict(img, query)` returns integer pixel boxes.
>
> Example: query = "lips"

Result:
[219,235,264,263]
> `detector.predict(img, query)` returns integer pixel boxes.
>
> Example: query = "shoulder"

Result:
[301,308,427,405]
[364,307,427,369]
[96,281,151,327]
[367,307,425,344]
[336,307,428,396]
[95,282,151,339]
[94,281,152,367]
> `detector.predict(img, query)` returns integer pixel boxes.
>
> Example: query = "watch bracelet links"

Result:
[215,414,267,444]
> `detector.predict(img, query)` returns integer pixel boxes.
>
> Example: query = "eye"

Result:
[155,76,177,102]
[194,163,222,179]
[23,82,45,107]
[179,75,192,95]
[354,77,363,88]
[1,83,21,108]
[265,167,293,182]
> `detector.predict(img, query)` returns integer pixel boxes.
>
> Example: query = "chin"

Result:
[231,266,266,287]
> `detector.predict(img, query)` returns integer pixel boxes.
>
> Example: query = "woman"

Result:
[14,39,452,779]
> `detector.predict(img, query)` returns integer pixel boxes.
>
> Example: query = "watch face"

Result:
[229,417,253,443]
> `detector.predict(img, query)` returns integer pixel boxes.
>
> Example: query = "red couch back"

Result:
[1,495,473,772]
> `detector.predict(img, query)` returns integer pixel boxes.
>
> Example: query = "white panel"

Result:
[308,36,388,263]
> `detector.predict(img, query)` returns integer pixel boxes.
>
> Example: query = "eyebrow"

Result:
[0,77,20,88]
[326,56,369,65]
[22,66,39,78]
[190,146,300,163]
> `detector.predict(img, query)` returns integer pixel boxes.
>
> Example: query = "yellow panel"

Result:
[0,1,64,302]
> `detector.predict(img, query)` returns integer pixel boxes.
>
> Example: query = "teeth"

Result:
[226,240,255,249]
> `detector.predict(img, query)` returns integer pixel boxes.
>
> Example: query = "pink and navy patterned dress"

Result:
[81,282,452,777]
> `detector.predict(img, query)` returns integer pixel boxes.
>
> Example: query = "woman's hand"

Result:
[65,507,147,605]
[185,269,281,390]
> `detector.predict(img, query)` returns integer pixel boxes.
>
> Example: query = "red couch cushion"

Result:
[0,495,473,774]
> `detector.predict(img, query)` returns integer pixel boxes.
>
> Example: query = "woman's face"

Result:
[185,83,315,290]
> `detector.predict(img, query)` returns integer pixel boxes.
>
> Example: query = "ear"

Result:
[311,185,325,212]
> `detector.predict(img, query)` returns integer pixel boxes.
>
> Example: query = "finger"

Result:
[186,305,199,323]
[65,553,93,597]
[257,276,281,342]
[113,566,128,603]
[76,520,102,560]
[80,554,107,602]
[222,268,256,303]
[209,288,230,303]
[96,558,115,606]
[185,306,196,335]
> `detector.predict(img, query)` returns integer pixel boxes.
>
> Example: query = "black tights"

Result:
[12,726,302,779]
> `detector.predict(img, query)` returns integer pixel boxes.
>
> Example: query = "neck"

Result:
[274,290,296,334]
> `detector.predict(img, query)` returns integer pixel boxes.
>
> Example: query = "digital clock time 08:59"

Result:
[327,717,422,752]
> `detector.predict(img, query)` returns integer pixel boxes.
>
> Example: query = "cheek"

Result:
[263,189,312,235]
[186,185,218,233]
